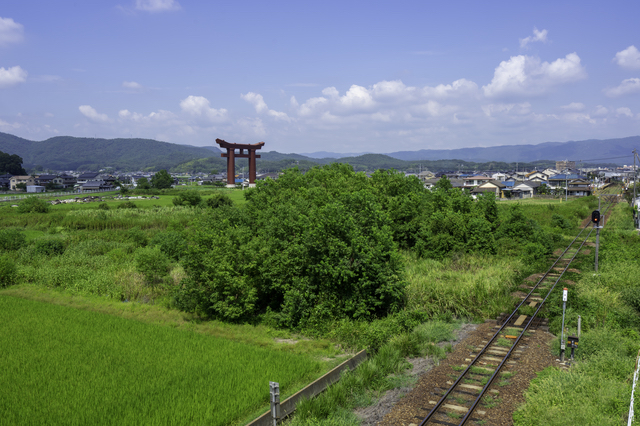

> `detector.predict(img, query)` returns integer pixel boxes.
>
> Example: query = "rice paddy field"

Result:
[0,294,323,426]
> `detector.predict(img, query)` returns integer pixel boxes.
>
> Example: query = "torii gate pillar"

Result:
[216,138,265,188]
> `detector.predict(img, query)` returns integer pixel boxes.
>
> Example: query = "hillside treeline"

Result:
[173,164,553,328]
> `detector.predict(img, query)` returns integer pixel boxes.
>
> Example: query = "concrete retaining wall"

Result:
[246,349,368,426]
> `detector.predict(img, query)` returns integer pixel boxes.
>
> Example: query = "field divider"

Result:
[246,349,368,426]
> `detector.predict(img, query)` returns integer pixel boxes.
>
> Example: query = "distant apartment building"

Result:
[556,160,576,171]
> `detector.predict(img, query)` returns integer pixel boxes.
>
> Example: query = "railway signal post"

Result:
[592,209,602,272]
[560,288,568,362]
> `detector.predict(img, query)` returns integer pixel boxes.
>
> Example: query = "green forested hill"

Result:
[0,132,218,171]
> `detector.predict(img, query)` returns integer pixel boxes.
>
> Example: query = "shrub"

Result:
[17,197,50,213]
[551,213,572,229]
[97,202,110,210]
[33,239,66,256]
[172,190,202,207]
[127,227,148,247]
[0,256,17,287]
[150,231,187,261]
[134,246,171,286]
[117,201,137,209]
[205,193,233,209]
[0,228,26,251]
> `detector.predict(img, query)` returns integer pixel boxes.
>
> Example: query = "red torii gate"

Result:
[215,138,265,187]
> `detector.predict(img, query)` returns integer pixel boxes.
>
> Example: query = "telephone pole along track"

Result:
[418,198,617,426]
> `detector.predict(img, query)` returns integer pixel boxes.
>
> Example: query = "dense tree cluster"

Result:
[0,150,27,175]
[173,164,552,327]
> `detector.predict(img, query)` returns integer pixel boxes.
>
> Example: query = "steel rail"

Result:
[459,226,595,425]
[419,219,592,426]
[420,196,618,426]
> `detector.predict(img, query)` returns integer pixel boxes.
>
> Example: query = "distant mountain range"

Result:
[0,132,219,171]
[0,132,637,172]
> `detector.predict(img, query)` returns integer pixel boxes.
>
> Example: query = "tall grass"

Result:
[404,252,524,319]
[0,295,322,426]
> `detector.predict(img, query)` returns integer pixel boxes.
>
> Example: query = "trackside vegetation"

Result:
[514,201,640,426]
[2,164,631,425]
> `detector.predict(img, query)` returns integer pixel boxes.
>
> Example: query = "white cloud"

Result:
[561,102,585,111]
[79,105,109,122]
[613,46,640,70]
[122,81,143,90]
[0,17,24,47]
[593,105,608,116]
[241,92,292,121]
[241,92,269,113]
[0,66,27,88]
[179,95,228,122]
[481,102,531,117]
[519,27,548,48]
[423,79,479,99]
[605,78,640,97]
[616,107,633,117]
[135,0,181,12]
[483,53,586,97]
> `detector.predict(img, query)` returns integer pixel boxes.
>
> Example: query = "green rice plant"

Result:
[0,295,322,426]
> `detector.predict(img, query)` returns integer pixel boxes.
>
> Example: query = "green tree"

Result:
[151,169,174,189]
[136,177,151,190]
[0,151,27,175]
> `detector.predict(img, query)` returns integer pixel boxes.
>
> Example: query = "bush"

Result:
[117,201,137,209]
[17,197,50,213]
[97,202,110,210]
[150,231,187,261]
[172,190,202,207]
[0,228,26,251]
[135,246,171,286]
[127,227,148,247]
[0,256,17,287]
[205,193,233,209]
[33,239,65,256]
[551,214,572,230]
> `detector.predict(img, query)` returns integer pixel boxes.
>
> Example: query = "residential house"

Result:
[547,174,588,189]
[418,170,435,181]
[524,171,549,182]
[9,175,35,190]
[471,180,507,198]
[59,174,77,188]
[76,172,100,187]
[463,175,492,188]
[81,181,114,191]
[512,181,543,199]
[566,179,592,197]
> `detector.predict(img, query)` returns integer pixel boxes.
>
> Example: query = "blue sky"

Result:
[1,0,639,154]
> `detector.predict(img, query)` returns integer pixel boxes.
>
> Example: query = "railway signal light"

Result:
[592,210,600,224]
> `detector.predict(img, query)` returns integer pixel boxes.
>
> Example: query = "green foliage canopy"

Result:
[0,150,26,175]
[151,169,173,189]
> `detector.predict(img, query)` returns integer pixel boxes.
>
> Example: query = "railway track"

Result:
[417,197,617,426]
